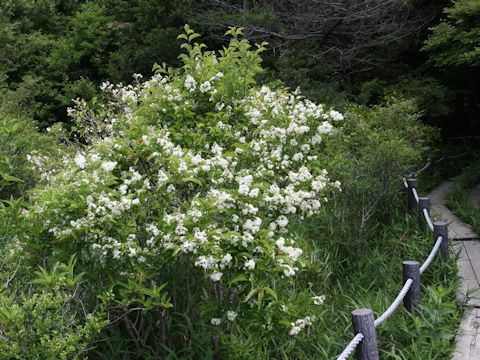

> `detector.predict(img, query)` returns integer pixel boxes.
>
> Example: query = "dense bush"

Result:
[322,99,438,245]
[358,77,453,119]
[423,0,480,68]
[0,104,64,200]
[0,256,107,359]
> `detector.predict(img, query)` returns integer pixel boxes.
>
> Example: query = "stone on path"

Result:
[427,178,480,359]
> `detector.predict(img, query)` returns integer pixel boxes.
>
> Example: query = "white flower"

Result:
[282,265,296,277]
[243,217,262,234]
[194,229,208,244]
[128,247,137,257]
[312,295,325,305]
[244,259,256,270]
[158,169,169,184]
[101,161,117,172]
[74,153,87,169]
[237,174,254,195]
[289,326,302,336]
[210,272,222,282]
[199,81,212,93]
[221,253,233,266]
[249,188,260,198]
[184,75,197,91]
[213,72,224,80]
[329,109,344,121]
[227,311,237,322]
[317,121,333,134]
[195,255,217,270]
[276,216,289,228]
[91,153,101,162]
[289,316,317,335]
[292,153,303,162]
[311,134,322,145]
[211,318,222,326]
[180,240,195,252]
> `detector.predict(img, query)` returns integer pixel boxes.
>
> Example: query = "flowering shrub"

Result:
[0,106,66,200]
[15,26,343,356]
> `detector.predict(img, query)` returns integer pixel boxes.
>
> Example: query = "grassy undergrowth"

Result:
[299,208,462,359]
[446,160,480,235]
[89,207,462,359]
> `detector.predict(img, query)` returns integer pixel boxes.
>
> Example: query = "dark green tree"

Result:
[422,0,480,135]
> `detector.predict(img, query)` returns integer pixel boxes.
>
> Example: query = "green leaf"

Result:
[188,33,201,42]
[229,274,249,285]
[182,177,204,186]
[264,287,278,301]
[0,173,23,183]
[244,288,258,303]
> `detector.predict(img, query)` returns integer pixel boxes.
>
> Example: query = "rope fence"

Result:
[337,333,365,360]
[336,164,450,360]
[373,278,413,328]
[424,208,434,231]
[420,236,443,274]
[411,187,419,203]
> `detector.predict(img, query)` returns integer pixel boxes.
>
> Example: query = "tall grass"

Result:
[446,160,480,235]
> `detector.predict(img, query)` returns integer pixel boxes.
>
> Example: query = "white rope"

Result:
[416,159,432,174]
[406,158,433,178]
[373,278,413,328]
[337,333,365,360]
[420,236,443,274]
[423,208,434,231]
[403,178,408,189]
[434,155,446,164]
[411,188,419,203]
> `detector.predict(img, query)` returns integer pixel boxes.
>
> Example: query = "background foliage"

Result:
[0,0,478,136]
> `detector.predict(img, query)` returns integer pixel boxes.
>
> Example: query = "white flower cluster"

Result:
[312,295,326,305]
[289,316,317,336]
[29,70,344,279]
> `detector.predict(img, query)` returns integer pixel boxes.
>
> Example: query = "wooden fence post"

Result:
[418,197,430,229]
[212,332,221,360]
[403,261,421,311]
[406,178,418,212]
[434,221,449,259]
[351,308,379,360]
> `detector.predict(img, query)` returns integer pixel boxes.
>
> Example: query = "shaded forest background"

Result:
[1,0,479,137]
